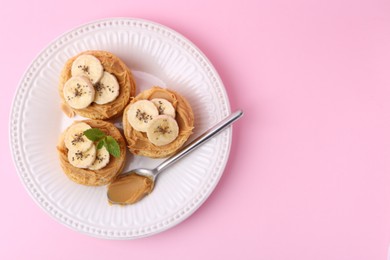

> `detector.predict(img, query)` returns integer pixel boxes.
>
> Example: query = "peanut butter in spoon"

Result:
[107,173,154,205]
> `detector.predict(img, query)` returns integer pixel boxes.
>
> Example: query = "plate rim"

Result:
[9,17,232,239]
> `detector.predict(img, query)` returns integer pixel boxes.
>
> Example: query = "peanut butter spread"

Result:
[107,173,154,205]
[123,87,194,158]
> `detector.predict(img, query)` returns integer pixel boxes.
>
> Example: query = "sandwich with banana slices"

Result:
[123,86,194,158]
[58,50,136,120]
[57,120,127,186]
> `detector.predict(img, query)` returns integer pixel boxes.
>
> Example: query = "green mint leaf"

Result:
[84,128,106,141]
[97,139,104,149]
[104,136,120,158]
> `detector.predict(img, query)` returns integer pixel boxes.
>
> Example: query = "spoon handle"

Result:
[155,110,244,174]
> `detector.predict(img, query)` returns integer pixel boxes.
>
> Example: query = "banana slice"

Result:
[64,122,93,152]
[88,146,110,170]
[71,54,104,84]
[151,98,176,118]
[127,100,159,132]
[63,76,95,109]
[68,145,97,169]
[146,115,179,146]
[94,72,120,104]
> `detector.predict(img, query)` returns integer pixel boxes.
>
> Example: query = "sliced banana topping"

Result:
[88,146,110,170]
[64,122,93,152]
[151,98,176,118]
[94,72,120,105]
[71,54,104,84]
[146,115,179,146]
[63,76,95,109]
[127,100,159,132]
[68,145,97,169]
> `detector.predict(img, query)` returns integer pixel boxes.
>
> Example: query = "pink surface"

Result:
[2,0,390,259]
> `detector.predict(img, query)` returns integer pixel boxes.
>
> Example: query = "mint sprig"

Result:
[84,128,120,158]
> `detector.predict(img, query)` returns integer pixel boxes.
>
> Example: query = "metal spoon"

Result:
[107,110,244,205]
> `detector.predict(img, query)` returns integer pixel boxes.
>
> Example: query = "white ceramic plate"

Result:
[9,17,231,239]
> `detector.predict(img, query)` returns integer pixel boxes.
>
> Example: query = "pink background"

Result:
[1,0,390,259]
